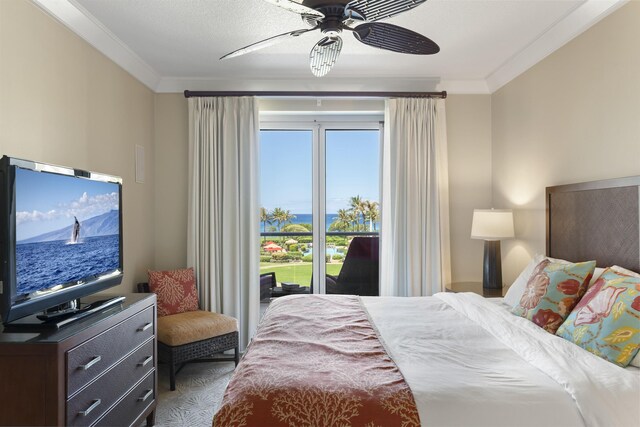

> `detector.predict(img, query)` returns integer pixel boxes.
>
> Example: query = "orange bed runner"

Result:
[214,294,420,426]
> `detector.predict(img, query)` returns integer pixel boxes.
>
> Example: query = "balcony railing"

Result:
[260,231,378,237]
[260,231,380,298]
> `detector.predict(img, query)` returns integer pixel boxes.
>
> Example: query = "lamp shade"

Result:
[471,209,515,240]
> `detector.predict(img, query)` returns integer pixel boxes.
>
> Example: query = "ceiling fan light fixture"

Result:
[310,36,343,77]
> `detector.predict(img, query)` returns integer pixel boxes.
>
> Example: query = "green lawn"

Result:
[260,262,343,286]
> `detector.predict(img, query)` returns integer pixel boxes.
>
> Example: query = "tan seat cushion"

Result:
[157,310,238,347]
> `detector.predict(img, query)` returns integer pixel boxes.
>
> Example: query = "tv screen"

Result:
[1,156,123,325]
[15,167,120,296]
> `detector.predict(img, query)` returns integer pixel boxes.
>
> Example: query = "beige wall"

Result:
[154,94,188,269]
[446,95,493,283]
[491,1,640,284]
[0,0,156,293]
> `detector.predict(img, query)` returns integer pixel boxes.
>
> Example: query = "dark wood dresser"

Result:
[0,293,157,426]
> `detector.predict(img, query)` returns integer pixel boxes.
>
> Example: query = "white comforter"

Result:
[362,292,640,427]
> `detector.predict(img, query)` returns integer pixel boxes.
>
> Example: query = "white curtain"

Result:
[187,97,260,351]
[380,98,451,296]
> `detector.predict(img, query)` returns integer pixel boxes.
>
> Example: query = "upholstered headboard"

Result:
[546,176,640,272]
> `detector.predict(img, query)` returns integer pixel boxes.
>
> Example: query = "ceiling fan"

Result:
[220,0,440,77]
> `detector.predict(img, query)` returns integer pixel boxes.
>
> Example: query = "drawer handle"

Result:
[79,355,101,371]
[138,322,152,332]
[138,356,153,367]
[79,399,101,416]
[138,389,153,402]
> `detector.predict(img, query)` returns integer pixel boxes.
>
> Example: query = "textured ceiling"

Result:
[54,0,622,92]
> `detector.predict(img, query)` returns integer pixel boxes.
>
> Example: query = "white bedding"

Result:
[362,292,640,427]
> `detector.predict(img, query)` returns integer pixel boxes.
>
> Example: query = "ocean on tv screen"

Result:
[16,234,119,295]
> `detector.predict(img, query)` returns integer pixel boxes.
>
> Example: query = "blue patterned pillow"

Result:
[511,259,596,333]
[556,267,640,367]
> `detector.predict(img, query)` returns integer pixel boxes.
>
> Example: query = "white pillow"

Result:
[589,267,605,286]
[503,254,544,307]
[611,265,640,277]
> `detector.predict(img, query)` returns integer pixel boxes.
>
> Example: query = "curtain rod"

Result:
[183,90,447,99]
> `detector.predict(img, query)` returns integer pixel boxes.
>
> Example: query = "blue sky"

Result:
[260,129,380,213]
[16,168,119,240]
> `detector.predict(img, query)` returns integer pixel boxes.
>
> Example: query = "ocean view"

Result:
[261,213,335,232]
[291,213,335,228]
[261,213,380,232]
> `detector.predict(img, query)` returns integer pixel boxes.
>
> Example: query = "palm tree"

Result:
[270,208,296,232]
[364,200,379,232]
[332,208,351,231]
[346,210,358,232]
[271,207,285,232]
[281,210,296,228]
[260,207,272,235]
[349,195,366,231]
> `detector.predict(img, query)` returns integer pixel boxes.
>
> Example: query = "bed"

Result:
[214,177,640,427]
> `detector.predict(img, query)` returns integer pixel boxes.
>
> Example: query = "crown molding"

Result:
[32,0,627,95]
[486,0,628,93]
[436,80,490,95]
[32,0,161,91]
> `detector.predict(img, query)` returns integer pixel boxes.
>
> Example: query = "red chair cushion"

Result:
[148,267,199,317]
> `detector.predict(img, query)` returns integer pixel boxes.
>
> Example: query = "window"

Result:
[259,120,381,302]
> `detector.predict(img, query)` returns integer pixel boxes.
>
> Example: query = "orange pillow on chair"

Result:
[148,267,199,317]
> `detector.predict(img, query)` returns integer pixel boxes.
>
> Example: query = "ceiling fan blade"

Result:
[346,0,428,22]
[263,0,325,19]
[220,27,317,60]
[309,36,343,77]
[353,22,439,55]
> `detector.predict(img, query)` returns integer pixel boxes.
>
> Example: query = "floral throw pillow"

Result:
[148,267,199,317]
[511,259,596,333]
[556,267,640,367]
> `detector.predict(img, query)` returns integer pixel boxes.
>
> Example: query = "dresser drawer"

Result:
[67,306,154,397]
[66,338,155,426]
[95,371,155,427]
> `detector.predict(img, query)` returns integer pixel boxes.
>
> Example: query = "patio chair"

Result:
[260,272,277,301]
[326,236,379,296]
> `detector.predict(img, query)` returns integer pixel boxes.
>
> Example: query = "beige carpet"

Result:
[154,361,235,426]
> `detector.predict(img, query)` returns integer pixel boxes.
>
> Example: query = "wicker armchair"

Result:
[138,283,239,391]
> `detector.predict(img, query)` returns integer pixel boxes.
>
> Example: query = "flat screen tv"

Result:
[0,156,123,326]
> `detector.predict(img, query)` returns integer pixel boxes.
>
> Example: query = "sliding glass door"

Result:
[259,122,380,304]
[324,129,380,296]
[259,129,314,301]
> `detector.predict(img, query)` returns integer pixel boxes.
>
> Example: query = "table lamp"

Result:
[471,209,515,290]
